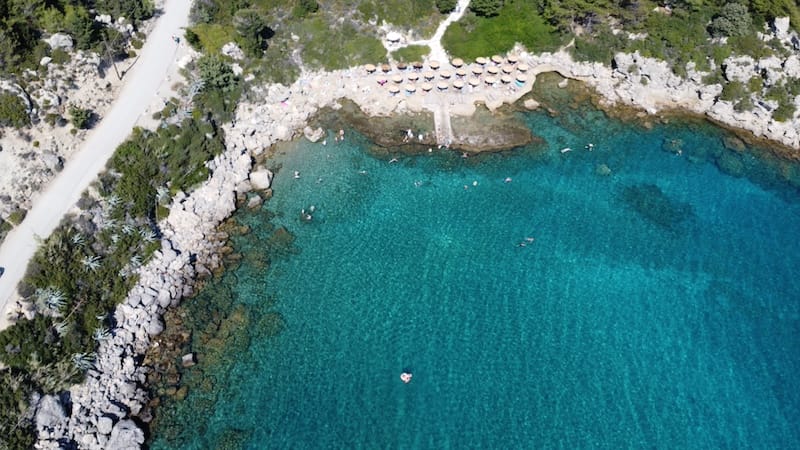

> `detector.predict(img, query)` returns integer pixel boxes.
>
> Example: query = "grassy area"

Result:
[355,0,441,37]
[296,18,386,70]
[391,45,430,62]
[190,23,237,54]
[442,0,564,60]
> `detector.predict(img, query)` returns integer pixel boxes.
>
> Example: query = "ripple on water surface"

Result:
[149,99,800,449]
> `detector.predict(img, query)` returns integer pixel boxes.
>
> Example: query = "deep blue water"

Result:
[150,101,800,449]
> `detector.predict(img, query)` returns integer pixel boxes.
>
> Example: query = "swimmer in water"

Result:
[293,171,300,179]
[504,177,512,183]
[400,370,413,383]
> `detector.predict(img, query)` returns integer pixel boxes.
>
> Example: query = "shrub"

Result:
[470,0,503,17]
[392,45,430,62]
[7,209,26,225]
[198,55,238,92]
[50,48,71,65]
[293,0,320,19]
[69,106,93,129]
[0,93,30,128]
[436,0,457,14]
[234,9,272,56]
[720,81,747,102]
[772,102,796,122]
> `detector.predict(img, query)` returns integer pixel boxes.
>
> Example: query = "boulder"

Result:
[773,17,791,39]
[40,56,52,66]
[35,395,66,432]
[181,353,197,367]
[221,42,245,60]
[97,416,114,435]
[46,33,74,50]
[249,168,274,190]
[247,195,263,209]
[303,126,325,142]
[106,420,145,450]
[145,317,164,336]
[722,56,756,83]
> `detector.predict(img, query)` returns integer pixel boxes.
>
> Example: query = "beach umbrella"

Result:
[392,74,403,83]
[421,82,434,91]
[381,63,391,73]
[455,67,467,77]
[487,66,499,75]
[485,75,497,85]
[429,60,441,70]
[501,64,514,74]
[507,54,519,64]
[517,63,529,72]
[501,74,513,84]
[365,64,376,73]
[468,77,480,86]
[515,73,528,83]
[423,71,435,80]
[397,62,408,70]
[387,32,401,43]
[440,70,452,79]
[412,61,423,70]
[436,81,448,91]
[491,55,503,64]
[451,58,464,67]
[388,85,400,94]
[407,72,419,81]
[405,84,416,93]
[471,65,483,75]
[453,79,465,90]
[475,56,488,65]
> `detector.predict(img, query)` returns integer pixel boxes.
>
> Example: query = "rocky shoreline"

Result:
[31,25,800,446]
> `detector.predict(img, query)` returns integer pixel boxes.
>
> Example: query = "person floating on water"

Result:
[400,370,413,384]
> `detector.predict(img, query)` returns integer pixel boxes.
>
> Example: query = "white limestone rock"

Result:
[723,56,757,83]
[45,33,74,50]
[106,420,145,449]
[96,416,113,435]
[221,42,245,60]
[35,395,66,433]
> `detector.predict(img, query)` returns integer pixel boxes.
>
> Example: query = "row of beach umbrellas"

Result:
[365,55,528,75]
[385,73,529,94]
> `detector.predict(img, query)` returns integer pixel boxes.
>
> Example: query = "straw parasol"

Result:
[471,65,483,75]
[440,70,452,79]
[507,54,519,64]
[487,66,499,75]
[453,79,465,90]
[485,75,497,85]
[468,77,480,86]
[501,64,514,74]
[429,60,441,70]
[515,73,528,83]
[517,63,529,72]
[491,55,503,64]
[381,63,391,72]
[365,63,376,73]
[405,84,416,93]
[421,82,434,91]
[500,74,512,84]
[455,67,467,77]
[388,85,400,94]
[436,81,448,90]
[397,62,408,70]
[407,72,419,81]
[451,58,464,67]
[475,56,488,65]
[423,71,435,80]
[412,61,423,70]
[392,74,403,83]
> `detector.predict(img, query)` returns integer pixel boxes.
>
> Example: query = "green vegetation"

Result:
[470,0,504,17]
[0,92,30,128]
[0,0,153,76]
[443,0,563,60]
[435,0,457,14]
[392,45,431,63]
[69,106,94,129]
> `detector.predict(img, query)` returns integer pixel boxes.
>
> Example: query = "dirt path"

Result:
[0,0,192,330]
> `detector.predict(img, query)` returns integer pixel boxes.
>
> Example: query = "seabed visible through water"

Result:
[148,78,800,449]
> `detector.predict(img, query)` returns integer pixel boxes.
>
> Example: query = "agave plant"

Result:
[110,233,120,245]
[92,327,111,342]
[130,254,142,269]
[105,218,119,230]
[156,186,170,204]
[71,232,85,246]
[139,227,157,243]
[81,255,101,272]
[71,352,96,371]
[106,194,121,209]
[53,320,71,337]
[122,223,135,235]
[34,287,67,317]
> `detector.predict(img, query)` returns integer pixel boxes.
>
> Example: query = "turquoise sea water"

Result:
[150,99,800,448]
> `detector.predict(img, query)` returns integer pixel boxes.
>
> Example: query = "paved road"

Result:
[0,0,191,330]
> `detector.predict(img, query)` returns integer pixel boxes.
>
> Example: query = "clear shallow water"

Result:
[150,103,800,449]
